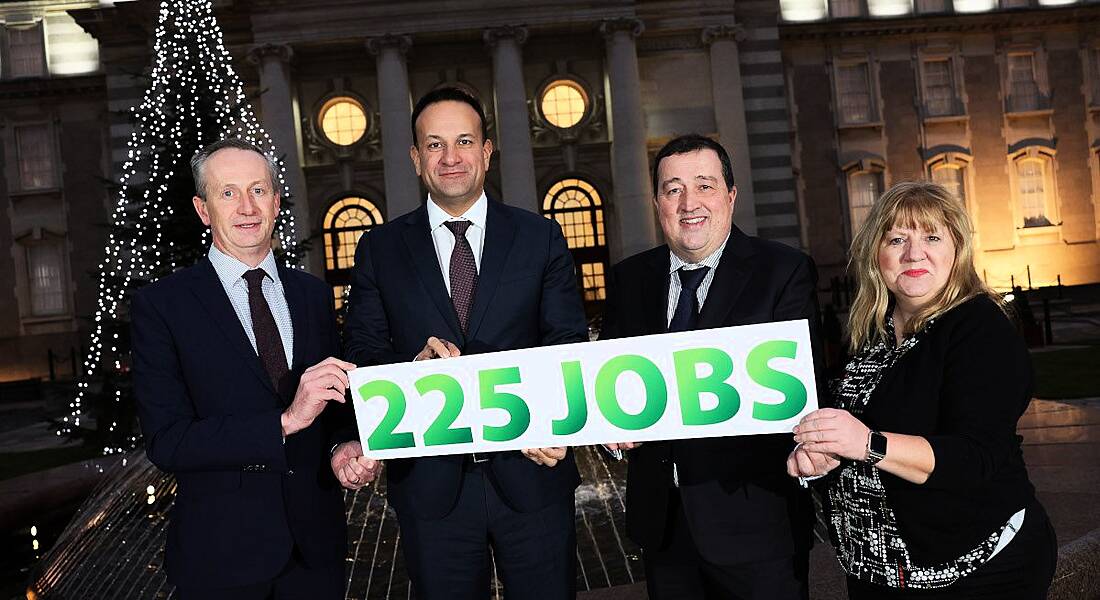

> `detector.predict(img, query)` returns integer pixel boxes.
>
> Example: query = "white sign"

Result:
[350,320,818,459]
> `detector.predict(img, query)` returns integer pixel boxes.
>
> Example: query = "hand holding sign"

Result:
[349,320,819,459]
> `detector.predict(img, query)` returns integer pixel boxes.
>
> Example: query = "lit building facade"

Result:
[781,0,1100,289]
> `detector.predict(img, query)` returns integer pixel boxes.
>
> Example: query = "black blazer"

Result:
[343,199,588,519]
[846,295,1036,565]
[600,226,820,564]
[131,258,347,589]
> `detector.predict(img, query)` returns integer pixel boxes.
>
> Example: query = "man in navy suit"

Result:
[132,138,358,599]
[335,87,588,599]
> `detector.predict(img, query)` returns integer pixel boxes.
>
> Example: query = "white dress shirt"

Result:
[207,244,294,369]
[665,233,730,326]
[427,193,487,294]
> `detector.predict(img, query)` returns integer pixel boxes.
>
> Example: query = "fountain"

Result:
[27,446,641,598]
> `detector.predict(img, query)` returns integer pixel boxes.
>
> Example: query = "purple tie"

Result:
[243,269,288,391]
[444,221,478,333]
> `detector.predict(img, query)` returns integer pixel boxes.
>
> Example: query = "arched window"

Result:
[538,78,592,130]
[927,152,971,208]
[317,96,369,147]
[322,196,384,308]
[1009,148,1057,228]
[541,177,609,315]
[843,159,884,236]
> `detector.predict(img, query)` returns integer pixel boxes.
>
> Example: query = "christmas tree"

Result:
[59,0,301,452]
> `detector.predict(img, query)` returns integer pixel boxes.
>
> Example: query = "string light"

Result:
[63,0,301,451]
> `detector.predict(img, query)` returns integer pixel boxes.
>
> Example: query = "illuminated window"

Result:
[540,80,589,129]
[868,0,912,16]
[6,24,46,78]
[333,285,350,313]
[931,163,967,205]
[847,170,882,235]
[837,63,874,124]
[27,242,66,316]
[780,0,829,21]
[14,124,57,190]
[579,263,606,302]
[922,59,958,117]
[541,177,609,315]
[318,97,368,146]
[1014,156,1055,228]
[1007,53,1041,112]
[543,178,605,249]
[323,197,383,272]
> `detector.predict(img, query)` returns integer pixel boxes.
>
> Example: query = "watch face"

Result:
[869,431,887,459]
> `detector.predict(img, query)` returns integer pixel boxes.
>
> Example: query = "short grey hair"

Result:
[190,138,281,200]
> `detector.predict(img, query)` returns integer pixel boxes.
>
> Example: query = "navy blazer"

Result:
[343,199,588,519]
[600,226,820,564]
[131,257,347,589]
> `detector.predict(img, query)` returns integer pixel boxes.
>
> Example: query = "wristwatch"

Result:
[866,430,887,465]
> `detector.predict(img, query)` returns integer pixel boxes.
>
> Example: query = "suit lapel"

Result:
[698,227,756,330]
[644,248,672,335]
[188,258,276,394]
[401,206,465,342]
[466,199,515,340]
[277,264,307,371]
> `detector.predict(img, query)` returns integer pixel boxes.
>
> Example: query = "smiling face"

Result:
[877,221,957,314]
[409,100,493,216]
[191,147,280,267]
[654,149,736,263]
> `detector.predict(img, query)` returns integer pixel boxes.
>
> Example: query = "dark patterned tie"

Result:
[444,221,478,333]
[668,266,710,332]
[243,269,288,391]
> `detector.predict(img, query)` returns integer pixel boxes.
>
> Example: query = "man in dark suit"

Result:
[131,138,357,599]
[334,87,588,600]
[601,134,818,600]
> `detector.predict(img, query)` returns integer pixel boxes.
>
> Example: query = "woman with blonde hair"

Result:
[787,181,1056,598]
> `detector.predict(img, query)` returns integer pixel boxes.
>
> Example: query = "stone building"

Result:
[780,0,1100,289]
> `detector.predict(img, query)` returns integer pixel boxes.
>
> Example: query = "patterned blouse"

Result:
[826,313,1016,589]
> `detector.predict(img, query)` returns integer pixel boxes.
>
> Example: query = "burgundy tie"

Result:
[243,269,288,391]
[444,221,478,333]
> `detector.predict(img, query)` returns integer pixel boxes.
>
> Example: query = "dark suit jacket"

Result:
[131,257,347,589]
[600,226,820,565]
[343,199,588,519]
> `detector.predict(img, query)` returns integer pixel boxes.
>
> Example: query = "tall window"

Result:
[837,63,873,124]
[1015,157,1053,227]
[27,243,66,316]
[6,24,46,78]
[922,58,957,116]
[541,177,609,314]
[14,124,57,190]
[322,196,383,307]
[931,163,967,205]
[1007,53,1040,112]
[847,170,882,235]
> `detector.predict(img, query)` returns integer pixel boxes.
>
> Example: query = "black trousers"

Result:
[395,460,576,600]
[643,490,808,600]
[174,546,344,600]
[846,500,1057,600]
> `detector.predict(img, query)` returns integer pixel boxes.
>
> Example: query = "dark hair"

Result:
[651,134,735,198]
[190,138,280,199]
[410,86,490,144]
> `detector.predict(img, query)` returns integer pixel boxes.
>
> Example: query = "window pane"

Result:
[838,64,872,123]
[28,243,65,316]
[849,172,880,234]
[1017,160,1050,227]
[15,125,57,190]
[9,25,45,78]
[923,59,955,116]
[931,165,966,204]
[1008,54,1039,111]
[322,197,383,273]
[319,97,367,146]
[541,81,589,129]
[580,262,607,302]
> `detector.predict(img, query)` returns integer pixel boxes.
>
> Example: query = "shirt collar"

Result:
[668,232,731,275]
[208,244,281,289]
[427,192,488,232]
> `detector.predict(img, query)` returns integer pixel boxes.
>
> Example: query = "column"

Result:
[703,25,757,235]
[367,34,421,219]
[484,25,538,214]
[248,44,310,241]
[600,18,658,262]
